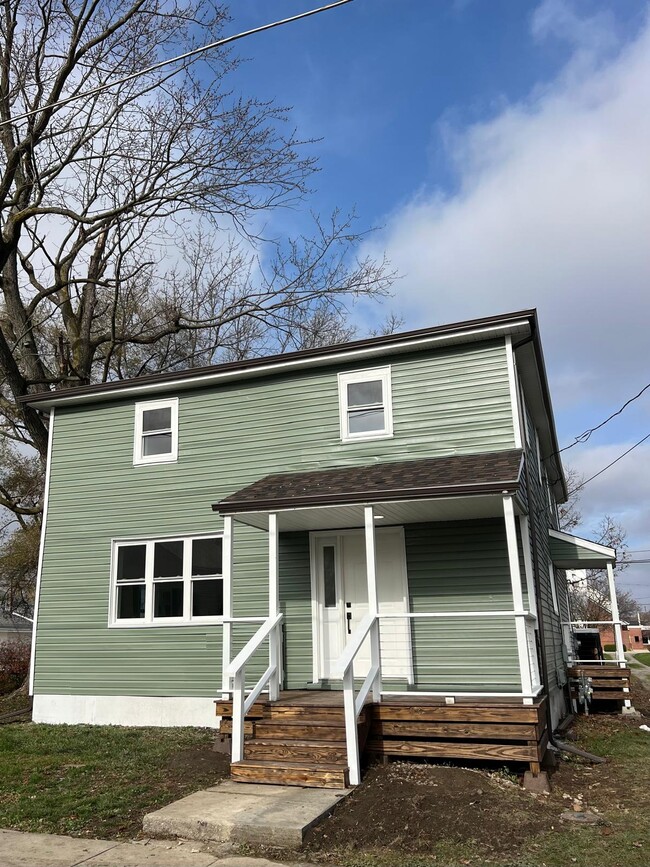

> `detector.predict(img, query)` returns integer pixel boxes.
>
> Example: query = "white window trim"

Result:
[338,366,393,443]
[548,564,560,615]
[109,532,224,628]
[133,397,178,466]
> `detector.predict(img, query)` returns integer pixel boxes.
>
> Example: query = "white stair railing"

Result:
[333,612,381,786]
[225,612,283,763]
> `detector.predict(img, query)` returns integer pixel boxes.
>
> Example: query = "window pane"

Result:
[192,579,223,617]
[154,581,184,617]
[142,407,171,432]
[154,540,184,578]
[348,408,385,434]
[192,538,223,576]
[347,380,383,407]
[323,546,336,608]
[117,545,146,581]
[117,584,145,619]
[142,432,172,456]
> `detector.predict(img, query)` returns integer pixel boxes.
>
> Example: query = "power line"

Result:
[559,381,650,455]
[568,431,650,496]
[0,0,355,129]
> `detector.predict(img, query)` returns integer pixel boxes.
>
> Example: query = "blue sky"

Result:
[221,0,649,603]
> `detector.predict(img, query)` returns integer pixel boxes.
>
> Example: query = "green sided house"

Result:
[24,309,629,788]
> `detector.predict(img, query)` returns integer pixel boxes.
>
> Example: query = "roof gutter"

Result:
[19,312,534,410]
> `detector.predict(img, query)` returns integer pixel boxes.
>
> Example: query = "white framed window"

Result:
[133,398,178,465]
[110,534,223,626]
[548,564,559,614]
[338,366,393,442]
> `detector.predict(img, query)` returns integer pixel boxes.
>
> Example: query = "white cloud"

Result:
[568,442,650,599]
[365,1,650,405]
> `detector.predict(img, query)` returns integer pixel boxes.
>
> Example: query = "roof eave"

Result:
[19,309,535,409]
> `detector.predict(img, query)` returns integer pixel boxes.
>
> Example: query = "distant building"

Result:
[0,614,32,645]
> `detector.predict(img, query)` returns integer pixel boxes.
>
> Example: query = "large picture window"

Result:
[338,367,393,442]
[133,398,178,465]
[111,534,223,625]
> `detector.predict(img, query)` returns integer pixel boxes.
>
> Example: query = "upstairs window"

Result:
[338,367,393,442]
[133,398,178,465]
[112,534,223,625]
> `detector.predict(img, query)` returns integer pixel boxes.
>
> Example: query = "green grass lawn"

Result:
[633,652,650,666]
[0,723,228,838]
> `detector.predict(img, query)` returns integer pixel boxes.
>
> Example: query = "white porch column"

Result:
[364,506,379,615]
[268,512,280,700]
[518,515,537,618]
[269,513,279,617]
[607,562,627,667]
[503,496,534,702]
[364,505,381,702]
[221,516,233,697]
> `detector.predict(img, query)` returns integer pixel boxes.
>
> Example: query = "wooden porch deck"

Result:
[568,664,632,706]
[215,691,548,788]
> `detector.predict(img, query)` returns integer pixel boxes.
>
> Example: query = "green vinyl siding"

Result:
[405,520,520,690]
[279,533,313,689]
[34,338,516,697]
[523,402,567,695]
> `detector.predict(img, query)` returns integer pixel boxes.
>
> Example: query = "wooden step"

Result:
[231,759,349,789]
[244,738,348,764]
[253,719,348,742]
[216,702,354,724]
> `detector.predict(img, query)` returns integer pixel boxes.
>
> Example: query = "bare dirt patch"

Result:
[305,762,557,858]
[296,684,650,866]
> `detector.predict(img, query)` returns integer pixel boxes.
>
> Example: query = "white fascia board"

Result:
[549,528,616,559]
[29,408,55,695]
[25,320,531,409]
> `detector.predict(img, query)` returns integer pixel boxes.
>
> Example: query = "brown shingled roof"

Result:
[213,450,523,513]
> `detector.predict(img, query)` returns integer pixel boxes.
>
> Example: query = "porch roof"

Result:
[548,529,616,568]
[213,450,523,524]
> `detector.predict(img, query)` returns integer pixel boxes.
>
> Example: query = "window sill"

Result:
[340,432,394,444]
[133,457,178,467]
[109,618,225,629]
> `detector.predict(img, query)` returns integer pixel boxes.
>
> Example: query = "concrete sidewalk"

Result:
[0,829,308,867]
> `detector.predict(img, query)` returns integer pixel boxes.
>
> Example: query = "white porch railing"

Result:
[334,608,541,786]
[225,612,284,763]
[333,612,381,786]
[377,610,542,698]
[563,619,628,667]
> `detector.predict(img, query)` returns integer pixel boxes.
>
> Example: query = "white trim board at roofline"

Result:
[21,319,532,408]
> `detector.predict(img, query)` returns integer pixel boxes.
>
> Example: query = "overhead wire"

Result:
[567,431,650,495]
[558,381,650,455]
[0,0,355,129]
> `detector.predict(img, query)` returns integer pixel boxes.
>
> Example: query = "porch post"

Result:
[364,505,381,702]
[268,512,281,700]
[221,516,233,698]
[503,496,534,702]
[606,562,627,668]
[518,515,537,618]
[269,512,279,618]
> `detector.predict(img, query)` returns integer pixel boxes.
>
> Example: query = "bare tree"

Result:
[0,0,394,516]
[567,514,638,622]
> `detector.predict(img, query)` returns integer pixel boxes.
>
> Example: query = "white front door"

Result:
[312,527,413,683]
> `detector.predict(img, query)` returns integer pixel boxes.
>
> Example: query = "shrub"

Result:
[603,643,626,652]
[0,640,30,694]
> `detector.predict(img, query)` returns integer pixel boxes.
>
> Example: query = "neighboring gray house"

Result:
[23,309,623,787]
[0,614,31,645]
